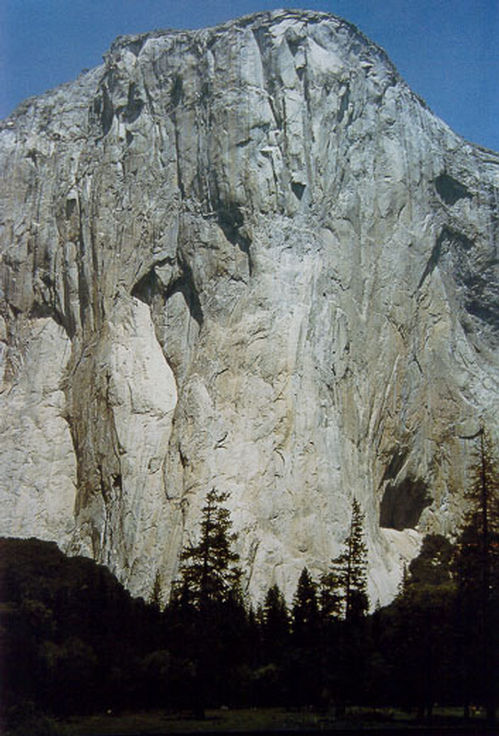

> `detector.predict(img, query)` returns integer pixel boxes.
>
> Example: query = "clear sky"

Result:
[1,0,498,151]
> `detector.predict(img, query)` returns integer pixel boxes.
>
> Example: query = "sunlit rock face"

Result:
[0,10,498,605]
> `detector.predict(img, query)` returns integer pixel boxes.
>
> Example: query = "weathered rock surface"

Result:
[1,10,498,605]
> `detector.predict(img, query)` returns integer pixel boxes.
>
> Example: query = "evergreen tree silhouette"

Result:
[292,568,320,647]
[391,534,457,719]
[176,488,241,609]
[254,584,290,705]
[289,568,322,705]
[171,488,243,715]
[150,570,163,611]
[454,429,499,724]
[321,499,368,621]
[319,499,369,713]
[260,584,290,663]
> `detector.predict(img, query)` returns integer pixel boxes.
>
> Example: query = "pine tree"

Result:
[292,568,319,646]
[175,488,242,610]
[321,498,369,621]
[392,534,458,718]
[168,489,244,715]
[251,585,290,707]
[150,571,163,611]
[320,563,345,621]
[289,568,322,706]
[344,498,369,620]
[260,584,290,663]
[454,429,499,724]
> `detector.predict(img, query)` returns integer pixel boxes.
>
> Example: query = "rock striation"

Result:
[0,10,498,605]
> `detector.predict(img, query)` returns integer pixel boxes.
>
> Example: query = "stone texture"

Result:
[0,10,498,605]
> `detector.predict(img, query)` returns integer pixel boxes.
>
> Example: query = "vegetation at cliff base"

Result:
[1,454,498,732]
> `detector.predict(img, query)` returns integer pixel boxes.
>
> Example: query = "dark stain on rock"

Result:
[218,203,253,275]
[171,75,183,107]
[92,85,114,136]
[122,83,144,124]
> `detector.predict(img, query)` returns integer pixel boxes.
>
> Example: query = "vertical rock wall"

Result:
[0,10,498,604]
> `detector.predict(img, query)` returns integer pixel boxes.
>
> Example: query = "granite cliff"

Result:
[1,10,498,605]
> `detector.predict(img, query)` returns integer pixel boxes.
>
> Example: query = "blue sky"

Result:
[1,0,498,151]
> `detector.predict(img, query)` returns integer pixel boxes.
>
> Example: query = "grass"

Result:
[63,707,324,734]
[57,705,490,735]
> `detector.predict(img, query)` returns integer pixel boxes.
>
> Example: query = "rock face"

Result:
[1,10,498,605]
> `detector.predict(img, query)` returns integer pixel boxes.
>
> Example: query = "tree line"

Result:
[1,433,498,730]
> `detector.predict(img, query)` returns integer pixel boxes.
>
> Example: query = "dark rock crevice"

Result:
[164,260,204,327]
[465,298,499,328]
[380,477,431,530]
[217,203,253,276]
[93,84,114,136]
[28,300,67,331]
[170,75,183,108]
[338,85,350,124]
[121,83,144,124]
[435,173,472,206]
[132,258,204,327]
[291,181,306,200]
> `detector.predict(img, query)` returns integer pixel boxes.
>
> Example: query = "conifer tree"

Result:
[454,429,499,724]
[344,498,369,620]
[260,584,290,663]
[175,488,241,610]
[150,571,163,611]
[392,534,458,718]
[289,568,322,706]
[169,489,244,715]
[292,568,320,646]
[321,498,369,621]
[320,563,345,621]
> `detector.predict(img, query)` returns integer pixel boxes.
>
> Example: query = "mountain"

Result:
[0,9,497,605]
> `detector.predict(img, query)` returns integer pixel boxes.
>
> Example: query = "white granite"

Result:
[0,10,497,605]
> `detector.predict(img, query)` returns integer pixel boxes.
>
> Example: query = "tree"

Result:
[260,584,290,662]
[320,565,345,621]
[317,500,370,713]
[454,429,499,724]
[292,568,320,645]
[175,488,242,610]
[289,568,322,705]
[321,499,369,621]
[169,489,244,715]
[253,584,290,706]
[150,571,163,611]
[390,534,458,718]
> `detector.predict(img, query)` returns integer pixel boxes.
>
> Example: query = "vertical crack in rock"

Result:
[337,84,351,124]
[94,84,114,136]
[170,75,183,108]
